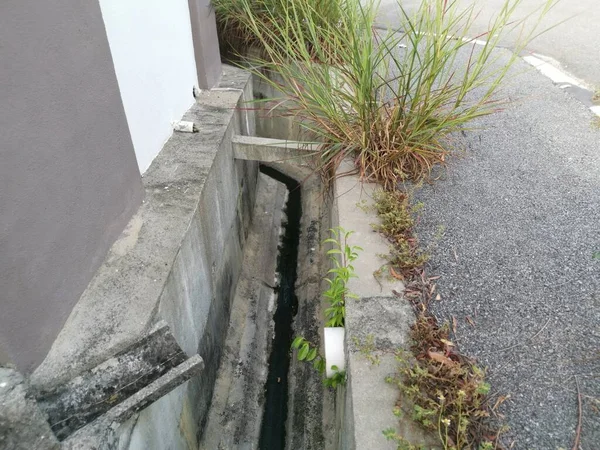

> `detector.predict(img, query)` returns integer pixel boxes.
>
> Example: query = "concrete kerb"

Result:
[332,163,439,449]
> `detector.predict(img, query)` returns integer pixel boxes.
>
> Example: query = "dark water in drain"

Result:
[258,165,301,450]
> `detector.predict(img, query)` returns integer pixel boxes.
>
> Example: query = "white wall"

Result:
[99,0,198,174]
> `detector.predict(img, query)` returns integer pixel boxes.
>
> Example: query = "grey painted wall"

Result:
[0,0,143,372]
[188,0,222,88]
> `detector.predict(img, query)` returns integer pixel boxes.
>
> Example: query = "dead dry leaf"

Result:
[389,266,404,280]
[440,339,455,347]
[492,394,510,412]
[466,316,475,326]
[428,350,456,366]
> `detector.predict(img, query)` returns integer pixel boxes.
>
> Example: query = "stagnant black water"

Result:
[258,165,301,450]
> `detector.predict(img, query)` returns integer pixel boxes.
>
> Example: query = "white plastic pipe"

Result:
[171,121,198,133]
[324,327,346,378]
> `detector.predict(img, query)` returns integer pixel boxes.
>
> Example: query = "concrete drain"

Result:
[258,164,302,450]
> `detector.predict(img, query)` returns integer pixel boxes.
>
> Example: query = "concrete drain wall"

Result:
[3,65,429,450]
[2,66,263,450]
[199,157,337,450]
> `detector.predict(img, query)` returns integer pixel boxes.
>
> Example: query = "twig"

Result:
[494,354,519,374]
[572,376,582,450]
[490,317,551,354]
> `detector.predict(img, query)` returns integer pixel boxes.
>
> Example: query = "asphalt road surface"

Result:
[378,0,600,87]
[405,32,600,450]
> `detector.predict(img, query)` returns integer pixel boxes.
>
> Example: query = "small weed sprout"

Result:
[292,227,361,387]
[353,334,381,366]
[291,336,325,373]
[323,227,362,327]
[290,337,346,388]
[383,427,426,450]
[325,366,347,389]
[373,190,430,273]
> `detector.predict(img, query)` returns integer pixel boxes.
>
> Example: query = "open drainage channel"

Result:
[258,164,301,450]
[200,162,333,450]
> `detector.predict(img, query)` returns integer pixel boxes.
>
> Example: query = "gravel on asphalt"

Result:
[412,49,600,449]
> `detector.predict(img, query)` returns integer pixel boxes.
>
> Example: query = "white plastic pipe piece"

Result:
[324,327,346,378]
[172,121,198,133]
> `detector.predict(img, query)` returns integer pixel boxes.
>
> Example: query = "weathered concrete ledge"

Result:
[232,134,319,163]
[29,65,259,449]
[61,356,204,450]
[37,321,192,440]
[333,165,438,449]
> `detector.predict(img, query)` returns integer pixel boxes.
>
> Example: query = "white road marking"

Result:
[523,55,584,88]
[523,54,599,118]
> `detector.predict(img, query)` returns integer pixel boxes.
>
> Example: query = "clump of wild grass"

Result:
[234,0,559,188]
[212,0,343,57]
[373,190,429,273]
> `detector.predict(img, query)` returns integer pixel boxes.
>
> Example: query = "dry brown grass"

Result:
[385,270,507,450]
